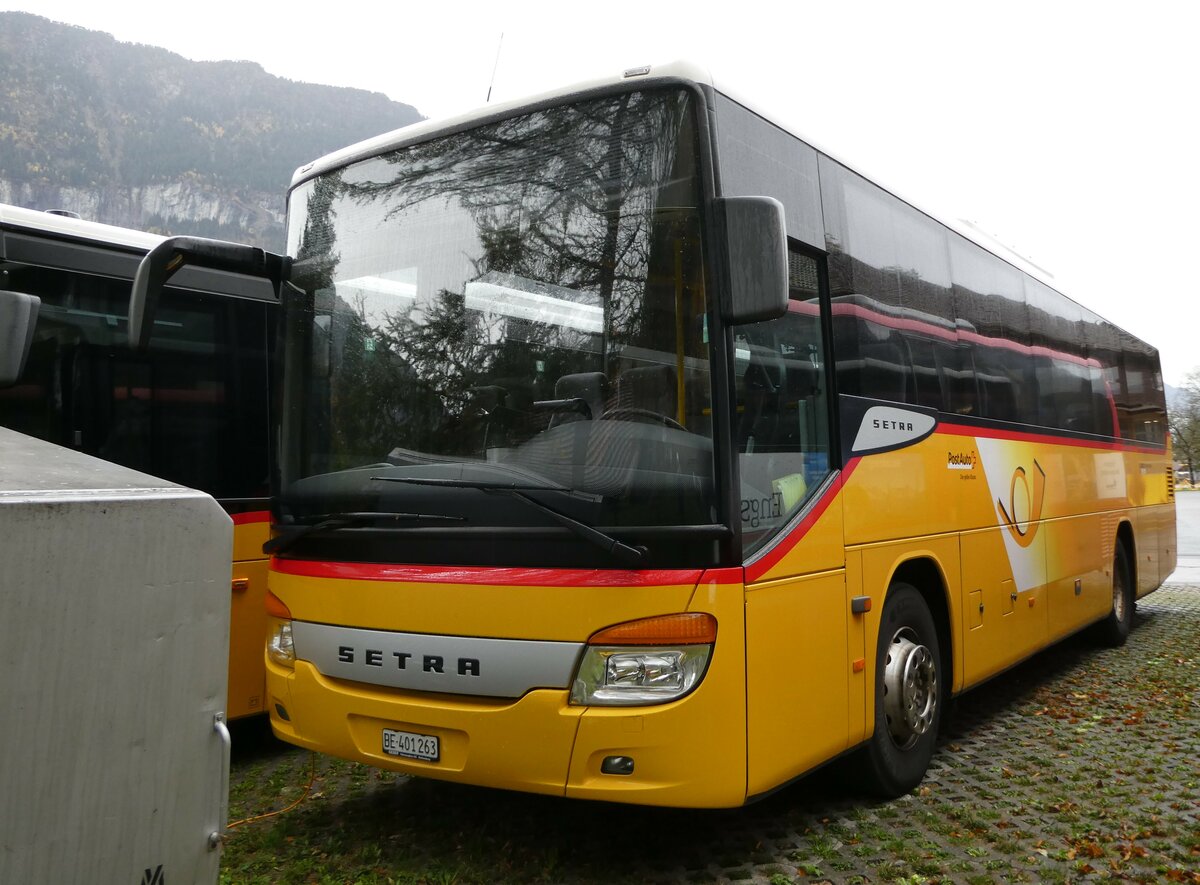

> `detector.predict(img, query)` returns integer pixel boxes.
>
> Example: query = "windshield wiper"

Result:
[371,476,646,566]
[264,510,465,556]
[502,488,646,566]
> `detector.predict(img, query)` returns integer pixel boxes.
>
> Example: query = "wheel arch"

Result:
[1116,518,1136,587]
[858,555,952,797]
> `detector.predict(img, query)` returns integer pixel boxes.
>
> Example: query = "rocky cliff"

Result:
[0,13,424,250]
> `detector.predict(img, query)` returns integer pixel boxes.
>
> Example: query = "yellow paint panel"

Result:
[844,548,866,743]
[1155,503,1178,586]
[1135,503,1178,591]
[269,571,698,642]
[227,557,269,719]
[567,575,748,807]
[960,527,1047,686]
[274,661,581,796]
[232,515,269,564]
[1042,514,1111,641]
[227,519,269,719]
[843,443,963,545]
[268,571,751,806]
[744,570,848,796]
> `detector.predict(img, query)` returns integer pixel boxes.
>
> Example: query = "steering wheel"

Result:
[600,407,686,431]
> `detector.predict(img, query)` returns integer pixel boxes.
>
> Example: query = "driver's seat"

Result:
[613,365,677,421]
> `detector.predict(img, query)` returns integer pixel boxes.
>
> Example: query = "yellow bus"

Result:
[0,203,276,720]
[131,62,1175,806]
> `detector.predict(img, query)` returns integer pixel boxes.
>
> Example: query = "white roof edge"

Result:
[0,202,165,252]
[289,60,715,189]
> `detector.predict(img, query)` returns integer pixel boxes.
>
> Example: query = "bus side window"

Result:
[829,300,911,407]
[904,335,942,411]
[936,341,977,415]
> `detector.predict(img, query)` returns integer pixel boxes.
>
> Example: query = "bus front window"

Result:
[277,88,719,569]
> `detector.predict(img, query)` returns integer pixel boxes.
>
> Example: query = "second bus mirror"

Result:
[0,291,40,388]
[129,236,284,350]
[716,195,788,326]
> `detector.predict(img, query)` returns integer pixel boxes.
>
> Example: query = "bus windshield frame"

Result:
[276,84,733,569]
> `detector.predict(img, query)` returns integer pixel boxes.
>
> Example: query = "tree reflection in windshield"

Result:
[282,87,713,530]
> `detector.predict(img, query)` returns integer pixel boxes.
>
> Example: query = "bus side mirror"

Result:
[716,196,788,326]
[129,236,284,350]
[0,291,40,388]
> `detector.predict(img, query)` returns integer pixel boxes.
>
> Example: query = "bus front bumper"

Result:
[267,657,748,808]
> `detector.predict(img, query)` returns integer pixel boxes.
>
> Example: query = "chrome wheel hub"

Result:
[883,629,937,749]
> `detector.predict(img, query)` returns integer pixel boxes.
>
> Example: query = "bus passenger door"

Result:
[737,248,851,796]
[745,553,848,796]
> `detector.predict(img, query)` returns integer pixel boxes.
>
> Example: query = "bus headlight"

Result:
[268,621,295,668]
[570,613,716,706]
[266,590,295,669]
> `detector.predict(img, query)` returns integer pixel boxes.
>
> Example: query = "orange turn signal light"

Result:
[589,613,717,646]
[265,590,292,619]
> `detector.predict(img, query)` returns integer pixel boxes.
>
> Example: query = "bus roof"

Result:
[0,202,165,252]
[289,62,1067,293]
[286,62,1152,350]
[0,202,275,302]
[288,61,716,189]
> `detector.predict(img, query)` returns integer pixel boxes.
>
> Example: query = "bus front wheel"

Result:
[860,582,942,798]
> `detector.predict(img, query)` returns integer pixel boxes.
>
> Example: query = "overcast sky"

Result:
[5,0,1197,386]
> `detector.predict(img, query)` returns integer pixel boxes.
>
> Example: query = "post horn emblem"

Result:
[997,460,1046,548]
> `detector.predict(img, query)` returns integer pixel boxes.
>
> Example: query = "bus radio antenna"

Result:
[486,32,504,103]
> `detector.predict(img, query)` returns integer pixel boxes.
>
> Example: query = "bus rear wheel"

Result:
[860,582,942,797]
[1097,542,1133,647]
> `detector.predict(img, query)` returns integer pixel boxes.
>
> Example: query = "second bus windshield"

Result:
[278,87,719,568]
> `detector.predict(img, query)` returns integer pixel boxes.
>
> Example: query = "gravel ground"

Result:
[222,584,1200,884]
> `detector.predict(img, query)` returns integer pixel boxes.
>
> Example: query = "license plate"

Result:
[382,728,439,762]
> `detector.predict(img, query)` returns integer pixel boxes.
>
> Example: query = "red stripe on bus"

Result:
[744,460,861,583]
[232,511,271,525]
[270,558,705,587]
[937,422,1163,454]
[697,566,746,585]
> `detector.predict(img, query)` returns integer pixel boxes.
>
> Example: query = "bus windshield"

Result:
[278,87,721,568]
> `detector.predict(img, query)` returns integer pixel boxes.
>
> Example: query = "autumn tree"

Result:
[1169,368,1200,485]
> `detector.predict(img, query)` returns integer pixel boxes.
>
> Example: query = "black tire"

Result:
[1097,543,1133,647]
[859,582,943,798]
